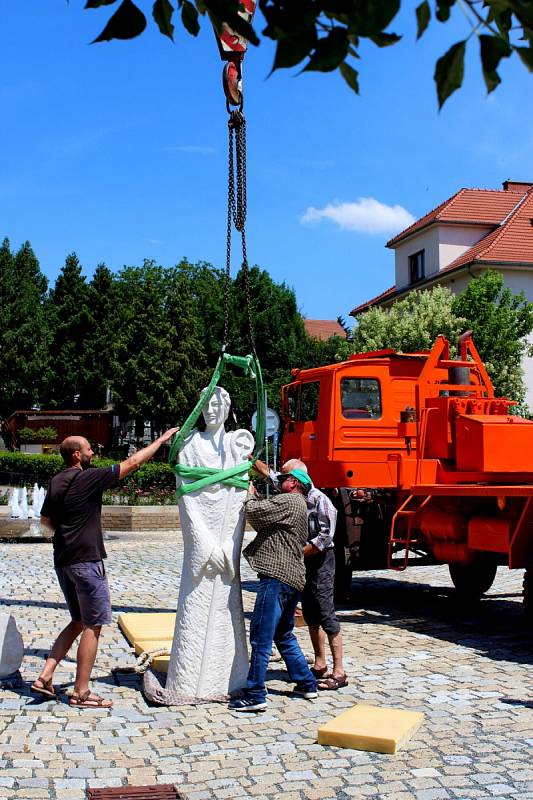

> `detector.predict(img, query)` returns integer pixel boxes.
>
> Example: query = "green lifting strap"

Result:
[168,352,266,498]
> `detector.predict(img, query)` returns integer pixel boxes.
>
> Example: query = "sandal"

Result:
[310,666,330,679]
[31,677,56,700]
[69,690,113,709]
[317,674,348,691]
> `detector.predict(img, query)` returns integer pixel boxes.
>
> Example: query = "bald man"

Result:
[32,429,178,709]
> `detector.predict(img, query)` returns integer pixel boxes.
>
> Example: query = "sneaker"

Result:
[228,697,267,712]
[293,685,318,700]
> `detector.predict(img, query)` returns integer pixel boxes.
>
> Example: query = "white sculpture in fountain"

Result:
[163,386,253,703]
[19,487,29,520]
[31,484,45,518]
[9,488,21,519]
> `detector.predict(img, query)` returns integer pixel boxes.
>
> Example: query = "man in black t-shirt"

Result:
[32,428,178,709]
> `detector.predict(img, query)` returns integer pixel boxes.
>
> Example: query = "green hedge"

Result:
[0,451,176,492]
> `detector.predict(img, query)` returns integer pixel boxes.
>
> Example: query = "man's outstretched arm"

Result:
[119,427,179,479]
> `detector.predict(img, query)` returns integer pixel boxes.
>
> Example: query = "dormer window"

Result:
[409,250,425,283]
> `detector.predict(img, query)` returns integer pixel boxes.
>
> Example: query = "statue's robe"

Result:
[165,427,253,701]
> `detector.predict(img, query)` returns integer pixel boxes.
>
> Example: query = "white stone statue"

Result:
[0,614,24,677]
[163,386,254,702]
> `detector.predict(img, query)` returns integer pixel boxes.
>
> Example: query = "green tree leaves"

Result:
[0,240,50,417]
[79,0,533,106]
[434,40,466,108]
[348,286,464,357]
[181,1,200,36]
[304,28,349,72]
[153,0,175,39]
[479,34,512,92]
[44,253,94,408]
[92,0,147,42]
[416,1,431,39]
[452,270,533,403]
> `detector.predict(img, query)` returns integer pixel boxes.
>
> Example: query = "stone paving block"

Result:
[3,532,533,800]
[415,790,451,800]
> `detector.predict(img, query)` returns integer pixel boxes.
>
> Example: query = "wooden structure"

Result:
[7,409,115,450]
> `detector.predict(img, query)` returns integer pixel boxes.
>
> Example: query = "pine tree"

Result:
[224,265,310,421]
[79,263,120,408]
[0,239,50,416]
[44,253,94,407]
[112,261,208,436]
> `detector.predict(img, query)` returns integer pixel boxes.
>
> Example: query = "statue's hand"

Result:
[206,546,226,575]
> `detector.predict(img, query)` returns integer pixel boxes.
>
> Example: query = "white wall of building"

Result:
[389,212,533,408]
[394,224,492,290]
[394,227,440,288]
[438,225,492,269]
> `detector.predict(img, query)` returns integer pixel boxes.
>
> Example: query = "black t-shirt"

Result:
[41,465,120,567]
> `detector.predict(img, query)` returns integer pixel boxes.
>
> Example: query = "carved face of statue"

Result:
[202,386,231,430]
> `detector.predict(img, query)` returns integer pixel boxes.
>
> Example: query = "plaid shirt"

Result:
[243,492,308,591]
[268,469,336,551]
[307,488,337,551]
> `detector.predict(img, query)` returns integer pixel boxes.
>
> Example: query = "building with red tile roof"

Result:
[304,319,347,340]
[349,179,533,404]
[351,180,533,316]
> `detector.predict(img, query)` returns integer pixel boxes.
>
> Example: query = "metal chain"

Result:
[224,109,256,355]
[223,122,234,351]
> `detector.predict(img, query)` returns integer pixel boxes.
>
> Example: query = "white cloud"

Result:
[301,197,415,235]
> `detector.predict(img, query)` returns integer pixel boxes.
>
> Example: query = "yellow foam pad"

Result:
[318,703,424,754]
[118,613,175,673]
[118,612,175,641]
[147,653,170,672]
[131,638,172,655]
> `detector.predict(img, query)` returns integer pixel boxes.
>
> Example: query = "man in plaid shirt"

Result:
[229,469,317,712]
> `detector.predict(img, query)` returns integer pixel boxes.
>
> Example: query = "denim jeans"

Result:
[244,576,317,703]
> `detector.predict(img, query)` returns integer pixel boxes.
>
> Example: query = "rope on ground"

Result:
[111,648,171,676]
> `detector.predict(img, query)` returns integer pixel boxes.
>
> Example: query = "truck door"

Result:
[281,379,321,464]
[299,380,321,462]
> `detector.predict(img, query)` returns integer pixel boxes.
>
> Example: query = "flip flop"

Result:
[69,690,113,709]
[30,678,56,700]
[317,674,349,691]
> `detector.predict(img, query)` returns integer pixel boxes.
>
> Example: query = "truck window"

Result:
[341,378,381,420]
[286,383,300,420]
[300,382,320,421]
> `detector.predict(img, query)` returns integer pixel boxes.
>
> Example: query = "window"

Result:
[409,250,425,283]
[341,378,381,420]
[300,382,320,421]
[286,383,299,421]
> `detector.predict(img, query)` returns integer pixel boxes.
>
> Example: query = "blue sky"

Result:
[1,3,531,322]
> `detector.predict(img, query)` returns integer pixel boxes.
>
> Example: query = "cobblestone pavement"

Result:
[1,528,532,800]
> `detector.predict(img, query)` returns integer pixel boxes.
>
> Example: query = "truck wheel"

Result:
[523,561,533,620]
[448,558,498,599]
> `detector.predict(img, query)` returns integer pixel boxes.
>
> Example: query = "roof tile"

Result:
[387,187,530,247]
[304,319,346,340]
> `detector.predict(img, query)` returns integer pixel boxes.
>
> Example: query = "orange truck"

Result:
[280,333,533,616]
